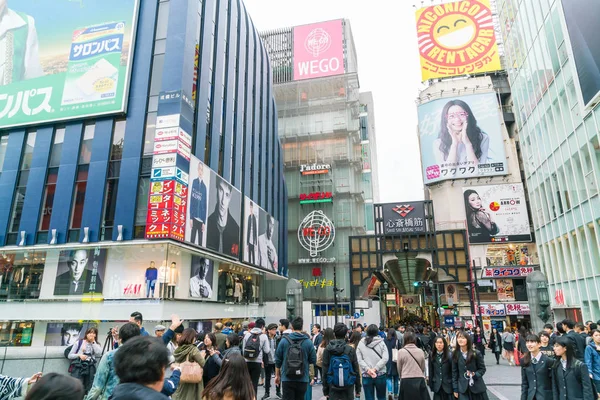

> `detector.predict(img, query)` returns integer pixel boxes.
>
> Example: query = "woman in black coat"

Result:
[429,336,453,400]
[452,330,489,400]
[520,334,554,400]
[552,336,594,400]
[384,328,400,398]
[488,328,502,365]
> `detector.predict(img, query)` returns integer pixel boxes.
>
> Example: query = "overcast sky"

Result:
[243,0,426,202]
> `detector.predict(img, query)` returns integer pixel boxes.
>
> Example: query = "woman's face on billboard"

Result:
[447,105,468,131]
[468,193,482,210]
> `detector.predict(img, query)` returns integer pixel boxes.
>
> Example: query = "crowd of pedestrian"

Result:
[2,314,600,400]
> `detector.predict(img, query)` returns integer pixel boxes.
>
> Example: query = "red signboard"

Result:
[300,192,333,201]
[145,179,188,240]
[302,226,332,237]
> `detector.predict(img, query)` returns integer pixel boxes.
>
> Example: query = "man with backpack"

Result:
[242,318,271,396]
[322,322,361,400]
[275,317,316,400]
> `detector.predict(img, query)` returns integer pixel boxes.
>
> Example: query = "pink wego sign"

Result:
[293,20,345,81]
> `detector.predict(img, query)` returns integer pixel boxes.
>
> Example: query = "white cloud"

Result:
[243,0,426,202]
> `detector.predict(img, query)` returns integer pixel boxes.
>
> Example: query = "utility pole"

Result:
[333,264,339,323]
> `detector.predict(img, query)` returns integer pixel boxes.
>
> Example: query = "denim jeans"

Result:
[386,375,399,396]
[362,375,387,400]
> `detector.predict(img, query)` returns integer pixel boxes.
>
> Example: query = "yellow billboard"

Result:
[415,0,502,81]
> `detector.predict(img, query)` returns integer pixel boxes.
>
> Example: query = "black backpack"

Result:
[243,333,262,359]
[284,337,306,378]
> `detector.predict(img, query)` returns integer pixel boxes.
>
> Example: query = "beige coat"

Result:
[396,344,426,379]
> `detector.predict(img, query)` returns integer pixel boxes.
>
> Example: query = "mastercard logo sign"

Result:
[415,0,502,81]
[489,201,500,212]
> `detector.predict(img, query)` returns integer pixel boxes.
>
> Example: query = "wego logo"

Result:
[416,0,501,80]
[392,205,415,218]
[305,28,332,57]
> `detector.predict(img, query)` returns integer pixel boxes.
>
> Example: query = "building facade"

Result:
[498,0,600,323]
[0,0,286,352]
[260,20,379,327]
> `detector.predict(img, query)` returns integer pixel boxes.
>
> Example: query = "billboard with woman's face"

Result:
[418,93,507,184]
[463,184,532,244]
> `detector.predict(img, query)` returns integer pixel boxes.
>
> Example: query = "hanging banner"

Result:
[496,279,515,301]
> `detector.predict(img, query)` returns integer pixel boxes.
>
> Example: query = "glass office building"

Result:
[498,0,600,322]
[0,0,286,352]
[261,20,379,325]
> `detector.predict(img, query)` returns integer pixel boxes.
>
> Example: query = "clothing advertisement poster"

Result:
[53,248,107,296]
[0,0,140,129]
[185,154,241,260]
[44,322,97,346]
[463,184,532,244]
[243,196,279,274]
[189,255,216,301]
[418,92,507,184]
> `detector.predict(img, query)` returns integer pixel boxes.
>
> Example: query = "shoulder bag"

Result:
[180,353,203,383]
[392,340,399,362]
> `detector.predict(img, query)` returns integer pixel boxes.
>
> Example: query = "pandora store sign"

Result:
[300,163,331,175]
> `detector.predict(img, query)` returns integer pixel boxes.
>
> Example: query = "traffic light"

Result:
[413,281,419,287]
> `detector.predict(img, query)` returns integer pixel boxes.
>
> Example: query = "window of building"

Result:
[111,120,126,161]
[134,177,150,239]
[8,131,36,237]
[38,168,58,233]
[79,124,95,165]
[0,251,46,302]
[0,135,8,174]
[69,166,89,240]
[143,112,157,155]
[0,321,35,347]
[49,128,65,168]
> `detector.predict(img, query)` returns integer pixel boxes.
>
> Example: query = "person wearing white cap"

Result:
[154,325,166,338]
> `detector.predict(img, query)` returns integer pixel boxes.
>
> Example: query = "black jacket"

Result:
[566,330,587,362]
[206,211,240,257]
[489,332,502,353]
[322,339,361,397]
[452,350,487,394]
[552,359,594,400]
[520,353,554,400]
[384,337,399,376]
[111,383,170,400]
[429,351,453,394]
[313,332,323,349]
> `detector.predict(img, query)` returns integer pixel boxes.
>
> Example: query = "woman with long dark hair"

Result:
[433,99,490,167]
[396,331,429,400]
[25,373,84,400]
[356,324,388,400]
[316,327,334,380]
[552,336,594,399]
[463,189,499,242]
[429,336,453,400]
[202,332,222,388]
[202,353,255,400]
[68,327,102,393]
[472,326,487,358]
[488,328,502,365]
[348,331,362,349]
[520,334,554,400]
[452,330,488,400]
[384,328,400,399]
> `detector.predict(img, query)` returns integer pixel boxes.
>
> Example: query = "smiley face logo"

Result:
[432,14,477,49]
[416,0,500,79]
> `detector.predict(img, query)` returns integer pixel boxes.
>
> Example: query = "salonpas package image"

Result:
[61,22,125,106]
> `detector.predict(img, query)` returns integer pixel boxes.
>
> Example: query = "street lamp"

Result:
[537,281,551,323]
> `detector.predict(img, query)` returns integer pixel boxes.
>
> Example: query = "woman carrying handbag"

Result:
[396,331,429,400]
[384,328,400,400]
[173,328,206,400]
